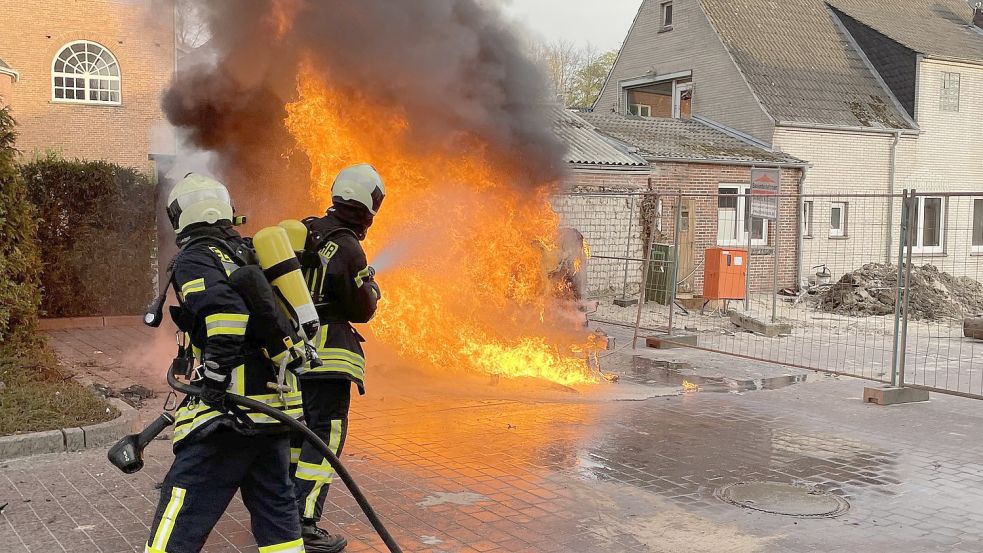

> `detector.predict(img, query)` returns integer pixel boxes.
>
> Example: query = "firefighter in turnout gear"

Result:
[291,164,384,553]
[144,174,306,553]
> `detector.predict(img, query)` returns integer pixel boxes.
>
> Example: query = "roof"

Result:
[699,0,936,129]
[550,106,649,168]
[830,0,983,63]
[578,112,804,165]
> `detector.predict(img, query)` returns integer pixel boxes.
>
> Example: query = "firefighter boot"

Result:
[302,522,347,553]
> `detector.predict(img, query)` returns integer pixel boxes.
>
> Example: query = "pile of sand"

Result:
[819,263,983,320]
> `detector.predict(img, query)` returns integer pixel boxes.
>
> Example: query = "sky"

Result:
[501,0,641,52]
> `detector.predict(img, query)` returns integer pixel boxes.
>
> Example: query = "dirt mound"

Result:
[819,263,983,320]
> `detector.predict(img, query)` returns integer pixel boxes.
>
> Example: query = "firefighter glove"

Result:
[199,360,229,411]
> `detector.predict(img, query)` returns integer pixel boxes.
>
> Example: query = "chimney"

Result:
[975,2,983,30]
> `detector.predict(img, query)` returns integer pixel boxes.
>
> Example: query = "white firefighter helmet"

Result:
[166,173,234,233]
[331,163,386,215]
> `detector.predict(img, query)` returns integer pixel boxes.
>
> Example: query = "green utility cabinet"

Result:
[645,243,676,305]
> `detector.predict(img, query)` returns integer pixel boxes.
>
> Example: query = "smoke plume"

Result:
[163,0,565,209]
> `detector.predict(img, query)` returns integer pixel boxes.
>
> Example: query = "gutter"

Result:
[776,121,920,136]
[644,156,811,169]
[885,130,901,263]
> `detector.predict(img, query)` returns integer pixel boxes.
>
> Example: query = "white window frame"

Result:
[661,1,673,29]
[51,40,121,105]
[910,196,945,254]
[973,197,983,254]
[941,72,960,113]
[830,202,848,238]
[717,185,768,247]
[802,200,814,238]
[628,103,651,117]
[672,81,692,118]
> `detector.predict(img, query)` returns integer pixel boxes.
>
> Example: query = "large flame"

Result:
[285,67,599,386]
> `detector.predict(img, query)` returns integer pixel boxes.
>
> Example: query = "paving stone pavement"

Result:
[2,326,982,552]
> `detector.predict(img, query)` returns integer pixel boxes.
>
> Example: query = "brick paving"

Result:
[1,326,982,551]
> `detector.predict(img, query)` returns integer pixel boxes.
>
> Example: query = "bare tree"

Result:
[175,0,210,52]
[529,40,618,108]
[530,39,583,107]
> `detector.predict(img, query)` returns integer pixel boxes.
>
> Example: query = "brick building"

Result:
[598,0,983,282]
[0,0,175,171]
[550,107,805,300]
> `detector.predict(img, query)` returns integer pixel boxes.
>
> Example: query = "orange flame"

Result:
[682,380,699,392]
[284,66,599,386]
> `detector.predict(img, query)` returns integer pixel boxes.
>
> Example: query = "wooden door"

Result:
[677,199,696,293]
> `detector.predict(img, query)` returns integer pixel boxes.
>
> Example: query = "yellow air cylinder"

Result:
[253,226,320,341]
[278,219,308,252]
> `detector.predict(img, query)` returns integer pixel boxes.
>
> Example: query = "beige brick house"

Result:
[597,0,983,282]
[0,0,175,170]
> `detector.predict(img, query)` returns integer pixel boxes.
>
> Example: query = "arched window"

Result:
[52,41,121,104]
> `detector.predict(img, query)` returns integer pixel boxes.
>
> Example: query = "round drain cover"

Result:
[714,481,849,518]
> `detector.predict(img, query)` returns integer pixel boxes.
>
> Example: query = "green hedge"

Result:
[22,157,156,317]
[0,109,41,348]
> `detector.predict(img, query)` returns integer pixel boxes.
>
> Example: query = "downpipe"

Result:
[109,364,404,553]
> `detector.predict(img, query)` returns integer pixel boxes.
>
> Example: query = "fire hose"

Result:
[109,363,403,553]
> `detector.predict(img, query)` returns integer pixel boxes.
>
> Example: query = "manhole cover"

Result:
[714,481,850,518]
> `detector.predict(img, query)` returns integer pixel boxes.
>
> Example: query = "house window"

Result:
[52,41,121,105]
[802,200,814,238]
[661,1,674,29]
[830,202,848,238]
[625,77,692,119]
[973,198,983,253]
[718,186,768,246]
[941,72,960,112]
[908,196,945,254]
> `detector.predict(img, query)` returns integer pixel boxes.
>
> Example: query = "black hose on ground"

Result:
[166,366,403,553]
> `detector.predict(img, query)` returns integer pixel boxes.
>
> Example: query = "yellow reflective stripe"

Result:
[205,313,249,337]
[354,266,371,288]
[180,278,205,296]
[259,538,305,553]
[172,410,223,443]
[248,407,304,425]
[290,447,302,464]
[150,486,186,551]
[295,460,334,481]
[316,347,365,366]
[303,420,342,518]
[231,365,246,395]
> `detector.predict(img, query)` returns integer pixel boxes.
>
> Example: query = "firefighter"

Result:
[144,173,305,553]
[291,164,384,553]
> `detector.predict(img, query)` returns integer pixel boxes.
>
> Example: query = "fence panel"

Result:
[899,192,983,398]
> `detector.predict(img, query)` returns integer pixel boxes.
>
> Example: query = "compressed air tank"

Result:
[278,219,308,252]
[253,226,319,341]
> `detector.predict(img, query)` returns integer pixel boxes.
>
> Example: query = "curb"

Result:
[0,398,140,461]
[39,316,143,331]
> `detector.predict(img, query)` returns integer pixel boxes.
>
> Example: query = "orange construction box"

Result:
[703,247,747,300]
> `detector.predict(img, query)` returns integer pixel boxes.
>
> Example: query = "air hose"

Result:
[165,366,404,553]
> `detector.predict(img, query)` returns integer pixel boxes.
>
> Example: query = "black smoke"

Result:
[162,0,565,212]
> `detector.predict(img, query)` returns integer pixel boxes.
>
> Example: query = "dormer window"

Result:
[661,1,674,30]
[624,75,692,119]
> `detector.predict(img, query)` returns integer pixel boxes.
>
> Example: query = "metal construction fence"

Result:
[558,190,983,400]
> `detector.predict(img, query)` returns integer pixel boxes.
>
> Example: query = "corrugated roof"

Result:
[579,112,803,165]
[550,106,649,167]
[829,0,983,62]
[700,0,918,129]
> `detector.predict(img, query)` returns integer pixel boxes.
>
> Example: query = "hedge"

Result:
[0,109,41,348]
[22,157,156,318]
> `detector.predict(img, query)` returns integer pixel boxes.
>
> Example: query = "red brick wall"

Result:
[0,0,175,170]
[649,162,803,293]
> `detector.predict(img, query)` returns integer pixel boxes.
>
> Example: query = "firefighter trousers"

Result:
[145,427,303,553]
[290,379,351,523]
